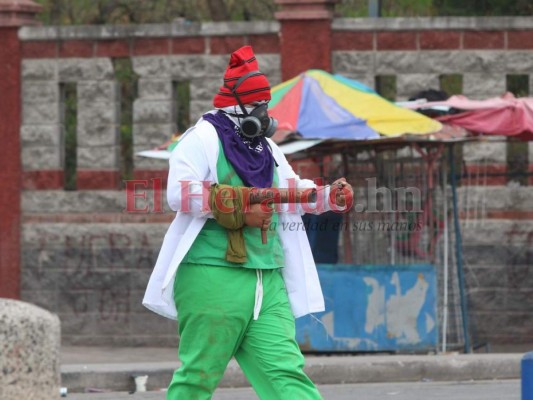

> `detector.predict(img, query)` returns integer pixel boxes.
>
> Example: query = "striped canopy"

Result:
[269,70,442,139]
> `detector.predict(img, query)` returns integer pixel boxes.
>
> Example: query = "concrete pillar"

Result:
[0,299,60,400]
[0,0,42,299]
[274,0,337,81]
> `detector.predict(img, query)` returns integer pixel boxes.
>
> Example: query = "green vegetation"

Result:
[113,59,138,184]
[32,0,533,25]
[506,75,529,185]
[338,0,435,18]
[439,74,463,96]
[507,75,530,98]
[341,0,533,17]
[433,0,533,16]
[33,0,276,24]
[174,81,191,134]
[375,75,397,102]
[62,83,77,190]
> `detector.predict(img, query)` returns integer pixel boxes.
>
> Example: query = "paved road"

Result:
[68,379,520,400]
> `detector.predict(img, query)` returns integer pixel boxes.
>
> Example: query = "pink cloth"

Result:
[408,93,533,138]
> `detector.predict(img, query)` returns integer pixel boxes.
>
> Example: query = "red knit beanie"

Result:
[213,46,271,108]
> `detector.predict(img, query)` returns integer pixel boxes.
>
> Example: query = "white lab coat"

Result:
[143,116,335,320]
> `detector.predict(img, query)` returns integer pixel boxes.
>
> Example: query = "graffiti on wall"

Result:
[23,227,161,322]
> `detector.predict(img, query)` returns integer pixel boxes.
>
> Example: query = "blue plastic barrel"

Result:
[523,352,533,400]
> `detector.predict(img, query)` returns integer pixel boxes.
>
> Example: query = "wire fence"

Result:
[298,138,530,353]
[316,143,468,352]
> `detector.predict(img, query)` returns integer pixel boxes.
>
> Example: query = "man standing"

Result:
[143,46,352,400]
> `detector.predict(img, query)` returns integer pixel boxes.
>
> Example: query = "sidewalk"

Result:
[60,346,522,394]
[68,380,521,400]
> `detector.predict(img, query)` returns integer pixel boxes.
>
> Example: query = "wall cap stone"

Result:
[333,16,533,31]
[19,20,280,41]
[19,17,532,41]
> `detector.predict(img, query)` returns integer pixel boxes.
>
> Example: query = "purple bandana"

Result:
[203,111,274,188]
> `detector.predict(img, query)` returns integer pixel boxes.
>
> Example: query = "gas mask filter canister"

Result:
[240,103,278,139]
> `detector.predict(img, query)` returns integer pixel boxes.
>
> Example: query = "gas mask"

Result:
[224,71,278,139]
[240,103,278,139]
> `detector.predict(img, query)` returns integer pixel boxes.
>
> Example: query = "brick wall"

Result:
[17,21,282,345]
[331,17,533,191]
[19,21,282,187]
[331,18,533,100]
[14,17,533,346]
[462,219,533,345]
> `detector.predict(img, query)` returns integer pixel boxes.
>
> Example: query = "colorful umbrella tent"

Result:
[136,70,443,160]
[268,70,441,139]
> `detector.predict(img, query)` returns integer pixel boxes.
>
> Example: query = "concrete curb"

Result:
[61,354,522,393]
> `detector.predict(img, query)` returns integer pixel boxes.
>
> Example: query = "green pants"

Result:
[168,263,323,400]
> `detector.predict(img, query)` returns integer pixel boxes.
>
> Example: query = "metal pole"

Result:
[449,144,471,353]
[369,0,381,17]
[441,156,449,353]
[342,152,353,264]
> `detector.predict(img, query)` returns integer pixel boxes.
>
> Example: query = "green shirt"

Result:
[182,140,285,269]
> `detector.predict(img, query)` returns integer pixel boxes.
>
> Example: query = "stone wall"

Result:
[19,21,281,187]
[21,190,174,345]
[457,185,532,345]
[19,17,533,180]
[332,17,533,100]
[331,17,533,174]
[22,221,173,345]
[463,220,533,345]
[22,58,121,189]
[16,18,533,346]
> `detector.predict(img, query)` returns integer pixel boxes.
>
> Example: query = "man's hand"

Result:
[244,203,273,229]
[331,177,353,209]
